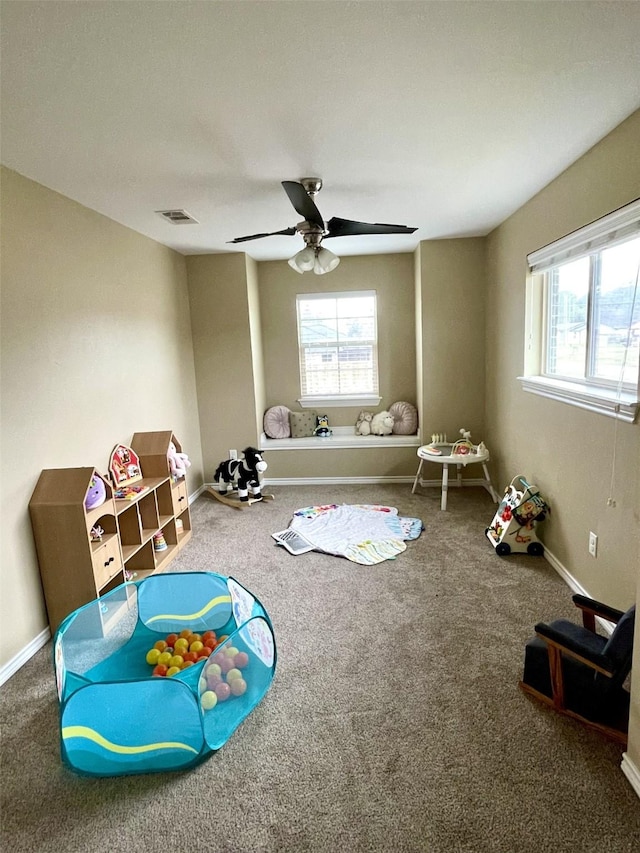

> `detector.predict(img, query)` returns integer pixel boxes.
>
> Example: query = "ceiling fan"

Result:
[228,178,418,274]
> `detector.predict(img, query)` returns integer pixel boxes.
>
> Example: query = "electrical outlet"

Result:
[588,531,598,558]
[229,449,237,461]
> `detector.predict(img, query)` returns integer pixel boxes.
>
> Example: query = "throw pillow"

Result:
[289,411,317,438]
[389,401,418,435]
[263,405,292,439]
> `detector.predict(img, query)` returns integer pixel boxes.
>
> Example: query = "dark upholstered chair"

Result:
[520,594,635,745]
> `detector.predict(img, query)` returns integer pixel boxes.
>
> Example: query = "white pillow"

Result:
[263,405,291,439]
[389,401,418,435]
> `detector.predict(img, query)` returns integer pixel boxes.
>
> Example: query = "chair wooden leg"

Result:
[518,682,628,746]
[547,644,565,709]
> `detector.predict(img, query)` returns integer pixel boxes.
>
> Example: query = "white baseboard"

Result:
[0,627,50,687]
[262,475,415,486]
[261,476,491,488]
[621,753,640,799]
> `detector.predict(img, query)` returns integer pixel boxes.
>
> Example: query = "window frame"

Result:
[520,199,640,423]
[295,290,382,409]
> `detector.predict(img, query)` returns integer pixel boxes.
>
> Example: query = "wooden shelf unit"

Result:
[29,432,193,633]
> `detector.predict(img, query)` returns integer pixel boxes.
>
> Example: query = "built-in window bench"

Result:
[259,426,421,451]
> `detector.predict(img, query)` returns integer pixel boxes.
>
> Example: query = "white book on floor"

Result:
[271,528,315,555]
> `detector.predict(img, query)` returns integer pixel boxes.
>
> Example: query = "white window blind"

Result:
[296,291,379,405]
[527,198,640,273]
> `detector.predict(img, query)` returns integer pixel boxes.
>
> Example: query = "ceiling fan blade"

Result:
[281,181,325,230]
[227,227,297,244]
[325,217,418,238]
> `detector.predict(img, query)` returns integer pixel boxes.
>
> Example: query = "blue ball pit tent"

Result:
[53,572,276,777]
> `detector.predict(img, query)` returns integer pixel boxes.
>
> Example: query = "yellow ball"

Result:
[226,668,242,683]
[157,651,172,666]
[189,640,204,653]
[169,655,184,668]
[145,648,161,666]
[200,690,218,711]
[166,666,181,677]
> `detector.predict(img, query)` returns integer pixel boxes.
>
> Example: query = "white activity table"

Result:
[412,444,499,510]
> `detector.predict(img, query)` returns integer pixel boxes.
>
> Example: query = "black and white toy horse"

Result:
[213,447,267,502]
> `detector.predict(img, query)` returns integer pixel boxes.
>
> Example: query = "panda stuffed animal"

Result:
[213,447,267,502]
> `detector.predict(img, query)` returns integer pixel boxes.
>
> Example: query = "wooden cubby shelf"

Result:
[29,431,193,634]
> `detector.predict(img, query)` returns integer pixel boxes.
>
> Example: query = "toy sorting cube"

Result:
[485,475,550,556]
[53,571,276,777]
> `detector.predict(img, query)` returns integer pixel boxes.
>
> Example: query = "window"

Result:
[522,199,640,421]
[296,291,381,408]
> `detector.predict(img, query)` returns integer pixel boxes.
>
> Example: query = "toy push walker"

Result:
[485,475,550,556]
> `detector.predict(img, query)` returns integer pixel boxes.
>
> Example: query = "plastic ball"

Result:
[205,663,221,678]
[214,682,231,701]
[157,651,173,666]
[201,690,218,711]
[226,668,243,683]
[165,633,178,647]
[166,666,181,677]
[153,640,168,652]
[234,651,249,669]
[229,678,247,697]
[152,664,168,677]
[189,641,204,653]
[169,655,184,668]
[206,673,222,691]
[146,648,161,666]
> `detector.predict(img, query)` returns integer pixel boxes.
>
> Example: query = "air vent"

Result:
[156,209,199,225]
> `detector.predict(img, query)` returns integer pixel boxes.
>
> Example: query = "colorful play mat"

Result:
[289,504,423,564]
[54,572,276,777]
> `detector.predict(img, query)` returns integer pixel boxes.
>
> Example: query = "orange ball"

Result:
[153,640,168,652]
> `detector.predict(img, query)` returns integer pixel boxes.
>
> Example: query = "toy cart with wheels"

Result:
[485,475,550,556]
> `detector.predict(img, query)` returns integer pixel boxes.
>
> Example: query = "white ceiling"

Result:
[2,1,639,261]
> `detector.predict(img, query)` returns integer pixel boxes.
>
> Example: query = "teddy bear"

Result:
[168,441,191,479]
[370,410,394,436]
[355,411,373,436]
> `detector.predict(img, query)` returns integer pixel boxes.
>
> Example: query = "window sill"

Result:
[297,395,381,409]
[260,427,421,450]
[518,375,639,423]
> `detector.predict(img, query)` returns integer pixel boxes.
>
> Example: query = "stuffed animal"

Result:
[355,411,373,435]
[213,447,267,502]
[168,441,191,479]
[314,414,332,437]
[370,410,394,436]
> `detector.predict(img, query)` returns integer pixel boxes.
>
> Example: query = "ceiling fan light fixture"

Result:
[288,245,316,273]
[313,246,340,275]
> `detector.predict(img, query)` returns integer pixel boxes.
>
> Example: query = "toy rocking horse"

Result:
[208,447,274,509]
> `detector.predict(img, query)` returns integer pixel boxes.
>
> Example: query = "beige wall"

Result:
[415,237,487,480]
[0,167,203,666]
[484,111,640,770]
[186,253,263,479]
